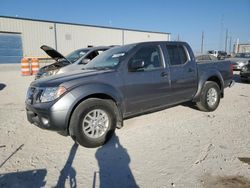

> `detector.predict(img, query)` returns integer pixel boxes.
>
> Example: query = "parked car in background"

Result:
[196,54,218,62]
[217,51,227,60]
[228,53,250,70]
[207,50,227,60]
[208,50,218,57]
[26,41,234,148]
[240,62,250,82]
[36,46,111,79]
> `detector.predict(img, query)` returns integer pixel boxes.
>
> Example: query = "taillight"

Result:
[230,63,233,76]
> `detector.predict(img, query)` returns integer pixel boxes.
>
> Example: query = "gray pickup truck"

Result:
[26,41,234,148]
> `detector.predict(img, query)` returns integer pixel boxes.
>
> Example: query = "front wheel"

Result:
[69,98,117,148]
[196,81,221,112]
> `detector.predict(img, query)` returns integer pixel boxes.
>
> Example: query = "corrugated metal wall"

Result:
[56,23,123,55]
[238,44,250,53]
[0,17,170,59]
[123,30,170,44]
[0,17,55,57]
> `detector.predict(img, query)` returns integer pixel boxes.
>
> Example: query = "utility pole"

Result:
[229,36,232,54]
[235,38,239,53]
[225,29,228,52]
[177,34,180,41]
[201,31,204,54]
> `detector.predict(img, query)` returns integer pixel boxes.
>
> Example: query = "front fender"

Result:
[70,83,123,103]
[65,83,124,131]
[192,69,224,102]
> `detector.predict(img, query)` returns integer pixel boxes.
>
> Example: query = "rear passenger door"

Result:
[165,44,197,102]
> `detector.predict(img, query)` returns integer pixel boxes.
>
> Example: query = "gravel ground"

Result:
[0,65,250,188]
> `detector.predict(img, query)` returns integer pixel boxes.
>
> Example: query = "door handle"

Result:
[161,72,168,77]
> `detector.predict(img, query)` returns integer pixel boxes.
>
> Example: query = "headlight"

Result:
[40,86,67,102]
[241,66,247,72]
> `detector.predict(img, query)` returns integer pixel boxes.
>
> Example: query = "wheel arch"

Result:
[66,84,124,134]
[193,70,224,102]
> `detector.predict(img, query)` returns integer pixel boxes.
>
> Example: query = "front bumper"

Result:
[25,91,76,135]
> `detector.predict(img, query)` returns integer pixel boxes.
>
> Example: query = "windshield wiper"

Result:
[85,66,112,70]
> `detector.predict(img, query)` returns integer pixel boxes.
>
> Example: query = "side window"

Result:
[86,51,99,60]
[166,45,188,65]
[129,45,163,71]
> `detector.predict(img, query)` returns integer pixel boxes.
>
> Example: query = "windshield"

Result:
[84,44,135,70]
[66,49,90,63]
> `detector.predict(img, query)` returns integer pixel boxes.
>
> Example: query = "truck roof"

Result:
[131,41,188,46]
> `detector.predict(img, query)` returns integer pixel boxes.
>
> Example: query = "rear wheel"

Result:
[196,81,221,112]
[69,98,117,148]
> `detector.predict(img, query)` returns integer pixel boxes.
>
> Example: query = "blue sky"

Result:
[1,0,250,53]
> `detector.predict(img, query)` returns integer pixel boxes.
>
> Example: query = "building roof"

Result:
[0,15,170,35]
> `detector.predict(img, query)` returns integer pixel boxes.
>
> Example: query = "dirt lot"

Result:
[0,65,250,188]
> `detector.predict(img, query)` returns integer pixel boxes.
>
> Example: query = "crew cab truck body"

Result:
[26,41,234,148]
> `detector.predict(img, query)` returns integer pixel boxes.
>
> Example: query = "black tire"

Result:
[196,81,221,112]
[69,98,117,148]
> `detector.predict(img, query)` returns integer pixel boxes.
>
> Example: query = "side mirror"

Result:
[80,58,90,64]
[129,59,145,71]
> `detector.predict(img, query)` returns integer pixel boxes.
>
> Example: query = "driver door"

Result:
[123,44,171,115]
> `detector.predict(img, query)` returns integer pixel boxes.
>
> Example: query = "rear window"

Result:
[166,45,188,65]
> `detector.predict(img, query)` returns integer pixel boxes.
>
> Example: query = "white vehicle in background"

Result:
[207,50,227,60]
[208,50,218,57]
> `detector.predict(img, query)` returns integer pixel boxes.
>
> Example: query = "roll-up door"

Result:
[0,32,23,64]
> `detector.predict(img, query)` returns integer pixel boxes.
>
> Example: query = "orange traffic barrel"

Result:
[31,58,39,75]
[21,58,31,76]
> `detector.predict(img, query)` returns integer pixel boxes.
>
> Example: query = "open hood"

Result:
[40,45,71,63]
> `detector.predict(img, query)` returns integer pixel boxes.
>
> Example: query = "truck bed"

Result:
[197,60,232,87]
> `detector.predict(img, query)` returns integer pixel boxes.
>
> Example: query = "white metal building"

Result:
[0,16,170,63]
[236,43,250,53]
